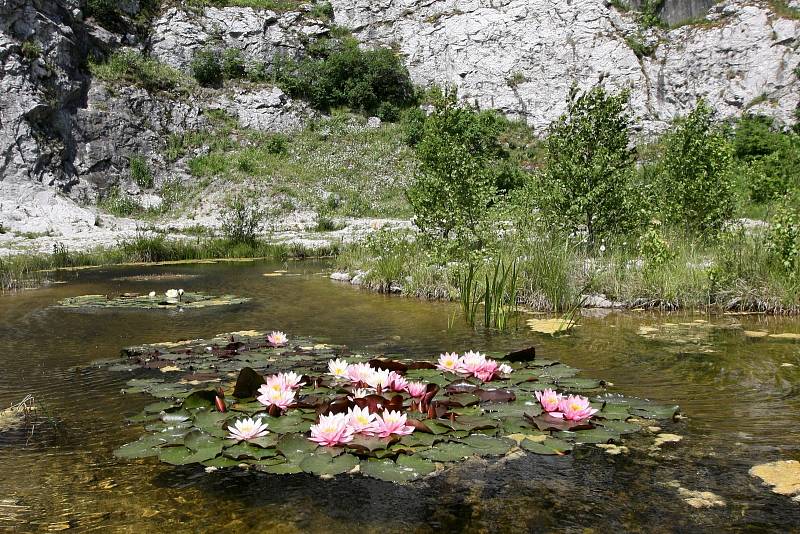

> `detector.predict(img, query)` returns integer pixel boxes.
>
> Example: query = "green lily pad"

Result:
[300,453,359,476]
[276,433,318,460]
[521,437,573,455]
[113,435,163,459]
[555,428,621,444]
[419,441,475,462]
[223,442,278,460]
[360,456,435,483]
[461,434,515,456]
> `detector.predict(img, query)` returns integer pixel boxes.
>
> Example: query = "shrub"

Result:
[85,0,120,28]
[264,134,288,155]
[191,49,223,87]
[221,48,246,80]
[405,91,513,251]
[129,156,154,188]
[535,85,636,243]
[658,100,734,233]
[309,1,334,20]
[275,37,417,115]
[734,116,800,203]
[400,106,427,146]
[21,40,41,61]
[768,192,800,275]
[90,51,184,93]
[221,193,264,244]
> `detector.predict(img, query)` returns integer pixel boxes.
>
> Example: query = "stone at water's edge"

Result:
[750,460,800,499]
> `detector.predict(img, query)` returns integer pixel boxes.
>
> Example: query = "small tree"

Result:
[191,49,223,87]
[659,100,734,233]
[537,86,635,243]
[221,194,264,244]
[406,91,512,251]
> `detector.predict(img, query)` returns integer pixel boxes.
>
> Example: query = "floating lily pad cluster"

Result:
[110,332,680,483]
[57,292,249,310]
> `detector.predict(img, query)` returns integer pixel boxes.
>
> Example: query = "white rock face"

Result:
[210,86,311,132]
[150,7,328,71]
[331,0,800,133]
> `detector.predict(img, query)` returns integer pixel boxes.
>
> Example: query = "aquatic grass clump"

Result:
[107,331,680,483]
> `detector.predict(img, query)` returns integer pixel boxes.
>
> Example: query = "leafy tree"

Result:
[406,91,517,251]
[536,86,635,243]
[659,100,734,233]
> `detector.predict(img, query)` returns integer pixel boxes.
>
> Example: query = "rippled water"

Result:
[0,260,798,532]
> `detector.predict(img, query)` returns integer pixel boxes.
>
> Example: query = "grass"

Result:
[334,227,800,314]
[182,112,417,218]
[89,50,190,94]
[0,234,337,292]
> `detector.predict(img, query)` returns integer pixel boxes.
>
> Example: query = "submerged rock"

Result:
[749,460,800,499]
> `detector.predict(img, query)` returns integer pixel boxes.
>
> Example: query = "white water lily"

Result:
[227,417,269,441]
[148,291,156,298]
[327,358,349,379]
[165,289,179,299]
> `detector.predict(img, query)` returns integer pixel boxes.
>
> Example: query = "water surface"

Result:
[0,260,798,532]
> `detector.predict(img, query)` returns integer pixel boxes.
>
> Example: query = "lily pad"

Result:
[521,437,573,455]
[300,453,359,476]
[360,456,435,483]
[461,434,515,456]
[419,441,475,462]
[57,292,249,310]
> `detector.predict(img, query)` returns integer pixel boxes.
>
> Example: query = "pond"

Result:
[0,259,798,532]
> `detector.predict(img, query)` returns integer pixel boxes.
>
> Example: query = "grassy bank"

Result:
[335,227,800,315]
[0,234,337,292]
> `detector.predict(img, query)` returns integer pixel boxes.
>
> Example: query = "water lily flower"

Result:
[267,331,288,347]
[535,388,563,413]
[458,350,488,375]
[366,368,392,390]
[346,406,380,435]
[227,417,269,441]
[498,363,514,375]
[348,388,373,400]
[275,371,303,389]
[436,352,461,373]
[148,291,156,298]
[309,412,354,447]
[474,358,499,382]
[375,410,415,438]
[388,371,408,392]
[347,362,375,385]
[557,395,598,421]
[165,289,179,299]
[327,358,350,379]
[405,381,427,398]
[256,385,296,410]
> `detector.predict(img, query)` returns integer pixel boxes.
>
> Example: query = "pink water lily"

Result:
[309,412,355,447]
[267,331,288,346]
[256,384,296,410]
[458,350,487,375]
[276,371,303,389]
[375,410,415,438]
[327,358,349,379]
[436,352,461,373]
[346,406,380,435]
[227,417,269,441]
[557,395,598,421]
[366,368,392,390]
[388,371,408,392]
[405,381,427,398]
[535,388,563,413]
[474,358,499,382]
[347,362,374,385]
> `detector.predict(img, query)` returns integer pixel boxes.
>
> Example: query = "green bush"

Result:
[400,106,426,146]
[191,49,223,87]
[405,91,515,251]
[221,48,246,80]
[658,100,734,233]
[264,134,289,155]
[85,0,121,28]
[129,156,154,188]
[221,193,265,244]
[734,116,800,203]
[768,192,800,275]
[535,86,636,243]
[275,37,417,115]
[21,40,42,61]
[90,51,185,93]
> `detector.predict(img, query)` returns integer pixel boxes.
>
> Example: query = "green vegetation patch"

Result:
[90,50,190,94]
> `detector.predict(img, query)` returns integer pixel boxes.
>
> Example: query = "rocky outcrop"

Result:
[331,0,800,133]
[150,6,329,71]
[629,0,718,25]
[210,86,311,132]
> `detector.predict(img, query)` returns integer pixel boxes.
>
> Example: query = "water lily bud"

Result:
[214,396,226,413]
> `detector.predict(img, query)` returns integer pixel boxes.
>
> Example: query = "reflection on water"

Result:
[0,260,798,532]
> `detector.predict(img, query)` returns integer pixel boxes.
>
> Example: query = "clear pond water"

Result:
[0,259,798,532]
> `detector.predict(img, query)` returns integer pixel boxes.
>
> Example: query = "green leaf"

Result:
[300,453,359,476]
[276,433,318,460]
[113,435,162,459]
[223,442,278,460]
[521,437,572,455]
[461,434,515,456]
[419,441,475,462]
[360,456,435,483]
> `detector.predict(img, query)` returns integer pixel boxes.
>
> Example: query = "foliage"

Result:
[221,193,265,244]
[90,51,186,93]
[98,187,143,217]
[400,106,427,146]
[130,156,154,189]
[639,0,666,28]
[191,49,223,87]
[221,48,247,80]
[275,37,417,116]
[734,115,800,203]
[768,192,800,276]
[20,40,42,61]
[658,100,734,234]
[535,86,636,243]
